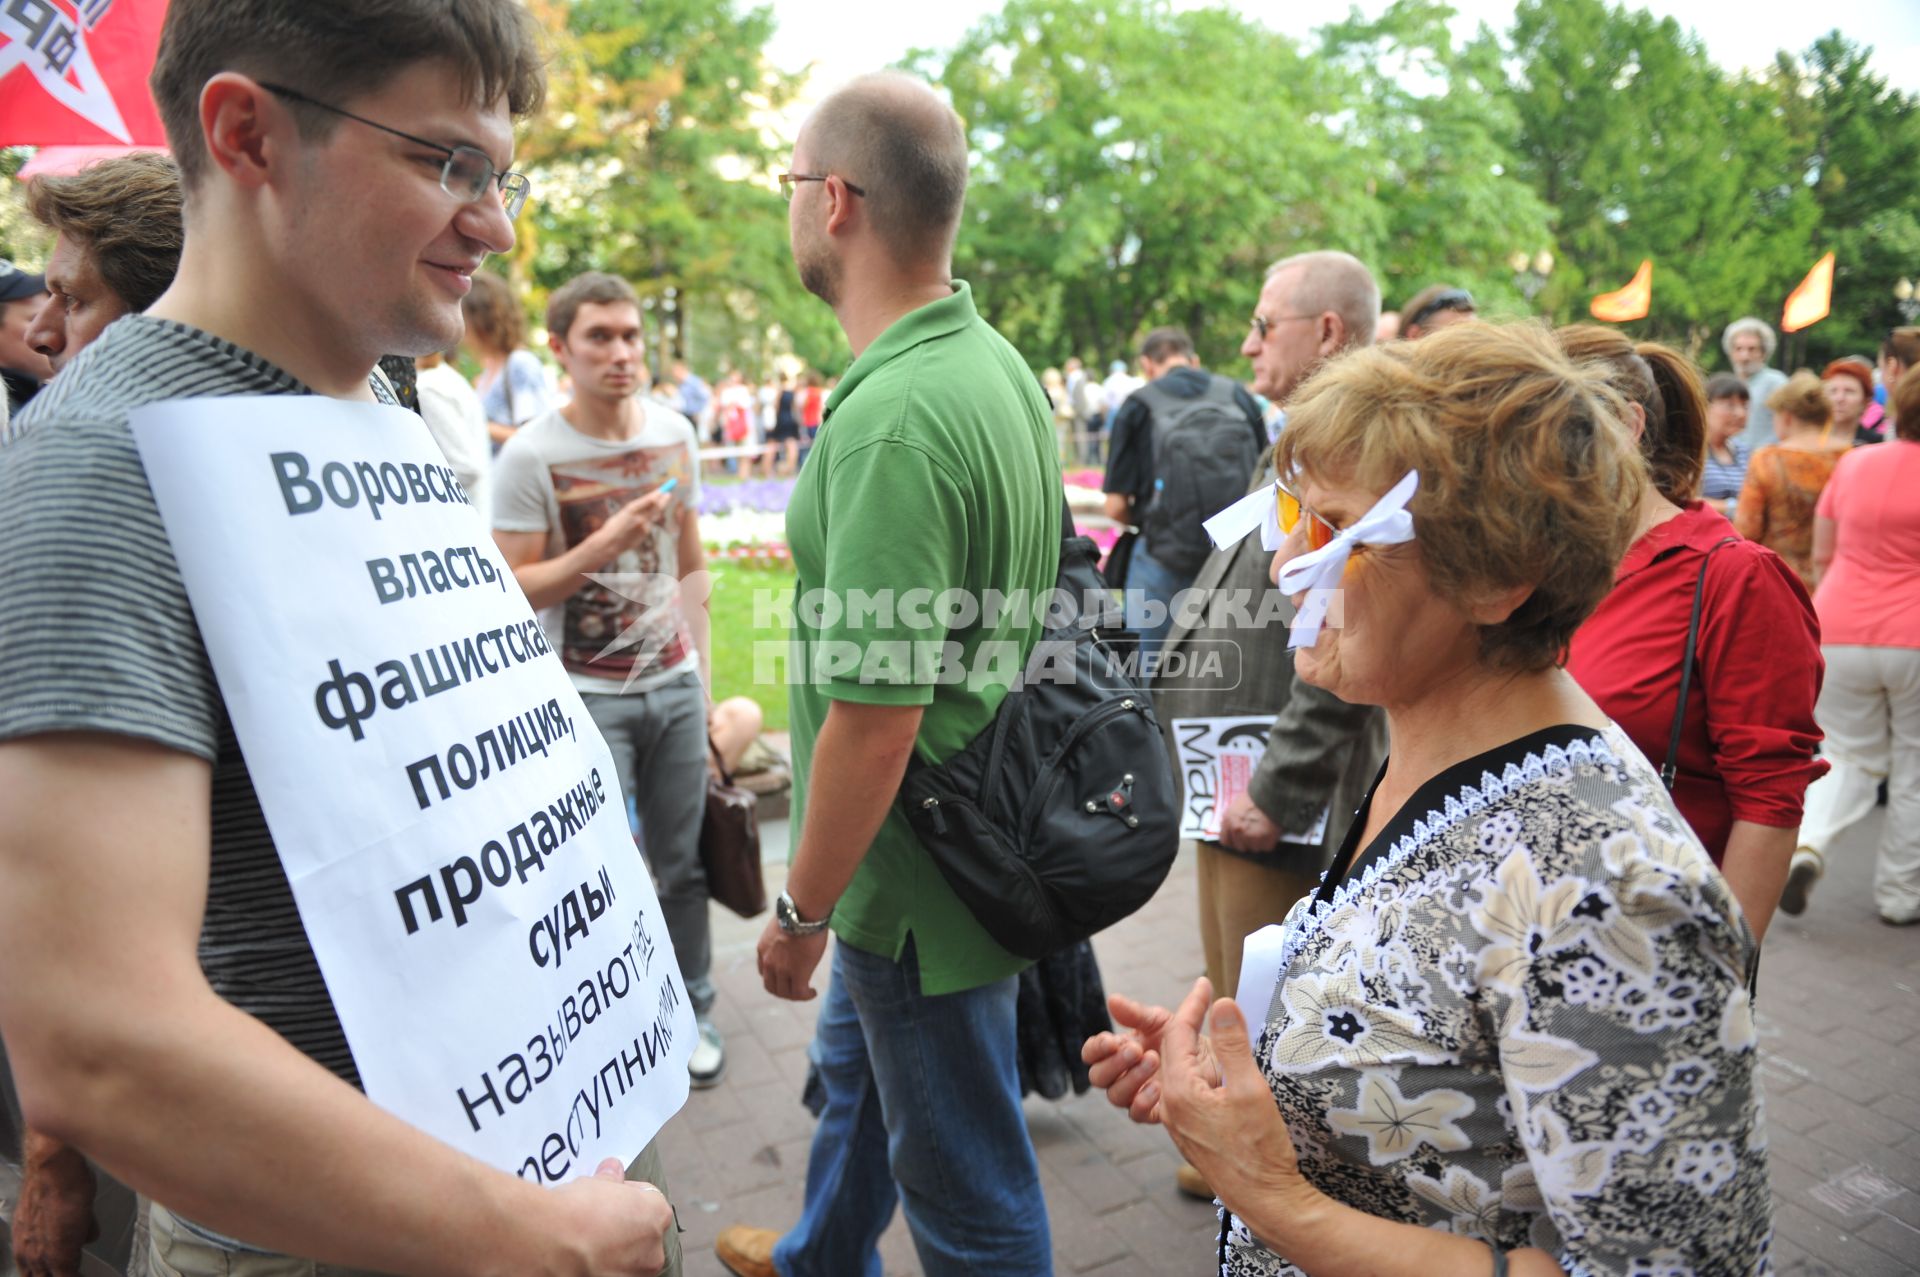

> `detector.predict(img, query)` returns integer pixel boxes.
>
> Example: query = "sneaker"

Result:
[715,1225,780,1277]
[689,1019,726,1089]
[1778,849,1822,917]
[1175,1161,1214,1200]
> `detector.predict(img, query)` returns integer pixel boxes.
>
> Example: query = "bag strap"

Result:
[707,735,734,787]
[1661,536,1737,791]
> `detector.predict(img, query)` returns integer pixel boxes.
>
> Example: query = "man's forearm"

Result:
[513,536,615,611]
[21,988,555,1277]
[1719,819,1797,944]
[784,701,924,919]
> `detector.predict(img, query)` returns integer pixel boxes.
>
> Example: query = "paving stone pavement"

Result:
[663,805,1920,1277]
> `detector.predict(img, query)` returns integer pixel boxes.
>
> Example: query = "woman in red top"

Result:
[1561,327,1826,942]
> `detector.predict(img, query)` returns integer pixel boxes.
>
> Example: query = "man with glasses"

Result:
[716,72,1059,1277]
[1397,283,1477,341]
[0,3,678,1276]
[1151,249,1388,1202]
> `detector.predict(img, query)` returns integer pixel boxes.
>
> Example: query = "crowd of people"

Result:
[0,3,1916,1277]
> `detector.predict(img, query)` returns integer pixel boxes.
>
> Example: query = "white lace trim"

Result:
[1269,732,1624,983]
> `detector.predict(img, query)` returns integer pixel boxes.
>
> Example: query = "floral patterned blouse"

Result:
[1226,724,1772,1277]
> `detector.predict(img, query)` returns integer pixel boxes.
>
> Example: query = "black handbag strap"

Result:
[1661,537,1737,791]
[707,735,735,787]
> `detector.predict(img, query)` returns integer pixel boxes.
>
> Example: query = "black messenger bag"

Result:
[896,502,1180,959]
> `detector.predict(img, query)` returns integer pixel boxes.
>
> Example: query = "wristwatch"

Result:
[775,891,830,936]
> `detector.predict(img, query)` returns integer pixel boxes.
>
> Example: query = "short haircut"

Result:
[1139,327,1193,363]
[1277,321,1643,674]
[460,270,525,354]
[1893,365,1920,443]
[1557,325,1707,505]
[802,73,968,266]
[1820,358,1873,399]
[547,272,641,344]
[1266,251,1380,350]
[1882,326,1920,371]
[1721,316,1777,360]
[1704,373,1749,403]
[26,153,183,312]
[1767,372,1832,428]
[1398,283,1474,334]
[150,0,545,193]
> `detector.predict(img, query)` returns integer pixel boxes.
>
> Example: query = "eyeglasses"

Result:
[1249,312,1317,342]
[778,172,867,202]
[259,82,532,220]
[1405,288,1475,329]
[1274,476,1340,551]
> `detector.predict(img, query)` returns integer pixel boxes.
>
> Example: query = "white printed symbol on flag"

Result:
[1,0,133,143]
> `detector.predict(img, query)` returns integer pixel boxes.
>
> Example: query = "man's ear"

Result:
[823,176,860,237]
[199,73,283,193]
[1318,313,1346,359]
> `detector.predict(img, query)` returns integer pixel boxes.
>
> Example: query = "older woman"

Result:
[1560,328,1823,942]
[1822,359,1875,445]
[1085,323,1769,1277]
[1735,372,1850,590]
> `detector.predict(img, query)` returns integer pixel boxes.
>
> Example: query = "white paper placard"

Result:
[131,396,693,1184]
[1234,923,1290,1024]
[1169,716,1329,845]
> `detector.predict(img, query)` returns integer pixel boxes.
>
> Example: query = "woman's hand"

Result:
[1158,978,1319,1229]
[1082,991,1216,1124]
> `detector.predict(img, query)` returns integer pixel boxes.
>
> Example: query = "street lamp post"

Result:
[1511,249,1555,308]
[1895,278,1920,324]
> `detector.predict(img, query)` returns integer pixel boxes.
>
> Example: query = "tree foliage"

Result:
[516,0,848,376]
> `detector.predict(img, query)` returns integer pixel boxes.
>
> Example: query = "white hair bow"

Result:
[1273,470,1420,649]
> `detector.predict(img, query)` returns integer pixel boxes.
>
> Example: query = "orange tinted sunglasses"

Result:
[1275,477,1339,551]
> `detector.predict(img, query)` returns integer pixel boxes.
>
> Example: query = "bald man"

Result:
[718,73,1059,1277]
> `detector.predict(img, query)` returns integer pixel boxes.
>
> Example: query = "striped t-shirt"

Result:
[0,316,401,1089]
[1702,438,1751,509]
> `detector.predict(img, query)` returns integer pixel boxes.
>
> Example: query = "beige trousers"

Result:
[1193,840,1319,1003]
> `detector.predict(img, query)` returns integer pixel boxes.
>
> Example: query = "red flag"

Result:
[1590,260,1653,323]
[1782,252,1835,334]
[1,1,169,147]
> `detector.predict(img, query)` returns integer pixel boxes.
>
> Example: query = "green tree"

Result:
[1501,0,1816,357]
[517,0,848,378]
[1316,0,1556,318]
[1767,33,1920,367]
[919,0,1366,372]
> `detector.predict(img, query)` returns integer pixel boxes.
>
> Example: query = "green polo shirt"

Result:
[784,281,1061,994]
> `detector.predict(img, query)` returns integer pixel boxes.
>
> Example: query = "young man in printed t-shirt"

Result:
[0,3,677,1274]
[491,271,723,1087]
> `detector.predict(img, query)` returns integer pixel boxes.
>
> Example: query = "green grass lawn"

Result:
[704,559,795,733]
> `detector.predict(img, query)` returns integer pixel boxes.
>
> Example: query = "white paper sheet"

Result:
[131,396,694,1184]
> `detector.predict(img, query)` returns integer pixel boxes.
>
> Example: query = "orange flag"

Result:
[1590,260,1653,322]
[1782,252,1835,333]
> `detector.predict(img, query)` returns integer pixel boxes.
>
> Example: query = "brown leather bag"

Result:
[700,738,766,917]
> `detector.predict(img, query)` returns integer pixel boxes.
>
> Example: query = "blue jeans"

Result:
[773,940,1051,1277]
[1124,543,1192,662]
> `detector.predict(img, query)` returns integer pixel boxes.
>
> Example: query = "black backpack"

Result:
[1136,374,1265,577]
[896,503,1181,960]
